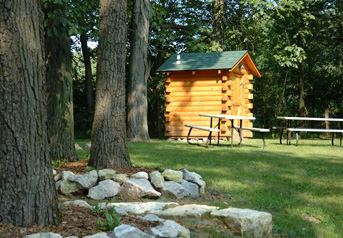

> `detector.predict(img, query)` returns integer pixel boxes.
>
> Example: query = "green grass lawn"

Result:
[76,138,343,237]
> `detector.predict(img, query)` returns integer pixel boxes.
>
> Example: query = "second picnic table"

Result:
[276,116,343,146]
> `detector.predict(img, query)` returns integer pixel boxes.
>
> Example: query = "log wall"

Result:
[164,61,254,139]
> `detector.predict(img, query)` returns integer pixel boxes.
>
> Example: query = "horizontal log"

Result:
[166,101,222,107]
[166,77,171,83]
[167,91,223,97]
[247,103,253,109]
[166,96,224,102]
[169,81,223,87]
[165,111,221,117]
[168,86,222,92]
[246,84,253,90]
[165,116,221,122]
[245,94,253,99]
[165,130,253,137]
[222,85,229,92]
[167,106,223,112]
[166,121,215,127]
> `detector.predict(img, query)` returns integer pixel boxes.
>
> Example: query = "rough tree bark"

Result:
[88,0,131,169]
[46,33,78,162]
[127,0,150,141]
[0,0,60,226]
[80,34,94,119]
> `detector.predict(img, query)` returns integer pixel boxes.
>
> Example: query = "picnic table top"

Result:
[199,114,256,120]
[277,116,343,122]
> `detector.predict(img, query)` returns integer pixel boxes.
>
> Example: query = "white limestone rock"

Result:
[60,180,82,195]
[180,168,203,186]
[113,174,129,184]
[180,225,191,238]
[181,179,199,197]
[55,180,63,191]
[75,143,83,150]
[109,224,154,238]
[162,169,183,183]
[119,179,161,199]
[63,200,93,209]
[146,220,182,237]
[23,232,62,238]
[153,204,219,217]
[130,171,149,180]
[99,202,178,215]
[98,169,116,181]
[75,170,98,190]
[88,179,121,200]
[211,207,273,238]
[149,171,165,191]
[83,233,109,238]
[180,168,206,193]
[162,181,184,199]
[54,172,62,182]
[62,171,76,181]
[137,214,164,222]
[84,142,92,150]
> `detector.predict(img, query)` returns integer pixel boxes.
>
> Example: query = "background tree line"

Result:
[72,0,343,139]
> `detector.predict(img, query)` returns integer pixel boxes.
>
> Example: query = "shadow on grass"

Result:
[128,139,343,237]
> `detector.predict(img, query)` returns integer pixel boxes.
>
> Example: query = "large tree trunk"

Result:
[46,33,78,162]
[80,34,94,120]
[127,0,150,141]
[89,0,131,169]
[0,0,60,226]
[212,0,225,51]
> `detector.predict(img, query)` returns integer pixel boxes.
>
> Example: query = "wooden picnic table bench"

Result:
[185,124,220,148]
[276,116,343,146]
[185,114,270,149]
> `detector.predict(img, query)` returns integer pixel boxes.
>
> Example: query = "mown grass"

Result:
[75,138,343,237]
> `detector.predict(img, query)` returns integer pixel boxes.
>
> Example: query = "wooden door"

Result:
[232,77,245,127]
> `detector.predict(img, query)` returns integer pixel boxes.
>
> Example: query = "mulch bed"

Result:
[0,161,229,237]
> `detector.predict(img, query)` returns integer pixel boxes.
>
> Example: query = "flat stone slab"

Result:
[99,202,178,215]
[211,208,272,238]
[152,204,219,217]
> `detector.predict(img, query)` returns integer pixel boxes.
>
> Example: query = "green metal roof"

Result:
[156,50,248,72]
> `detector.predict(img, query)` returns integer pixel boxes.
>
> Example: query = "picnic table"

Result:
[276,116,343,146]
[185,114,270,148]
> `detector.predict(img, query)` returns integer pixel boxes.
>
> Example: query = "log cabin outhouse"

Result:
[156,50,261,139]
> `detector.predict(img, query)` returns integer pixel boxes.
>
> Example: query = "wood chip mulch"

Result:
[0,206,159,238]
[0,161,229,237]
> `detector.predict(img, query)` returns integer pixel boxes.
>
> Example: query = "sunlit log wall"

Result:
[164,59,255,139]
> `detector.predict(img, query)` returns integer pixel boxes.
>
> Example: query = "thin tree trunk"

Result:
[212,0,224,51]
[127,0,150,141]
[325,108,330,138]
[298,61,307,131]
[46,33,78,162]
[80,34,94,120]
[0,0,60,226]
[89,0,131,169]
